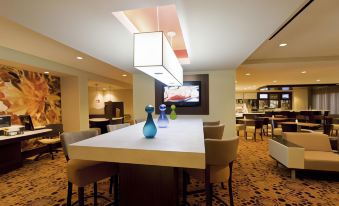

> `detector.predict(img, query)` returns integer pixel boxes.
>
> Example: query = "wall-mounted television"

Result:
[282,93,290,99]
[162,81,201,107]
[259,93,268,99]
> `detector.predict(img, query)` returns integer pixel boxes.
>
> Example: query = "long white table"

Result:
[69,118,205,206]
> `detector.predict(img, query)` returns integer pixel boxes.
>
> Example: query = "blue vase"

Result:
[143,105,157,138]
[157,104,169,128]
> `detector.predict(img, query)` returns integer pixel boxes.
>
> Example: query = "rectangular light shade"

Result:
[134,32,183,86]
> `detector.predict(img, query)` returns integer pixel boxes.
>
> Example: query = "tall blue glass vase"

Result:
[143,105,157,138]
[157,104,169,128]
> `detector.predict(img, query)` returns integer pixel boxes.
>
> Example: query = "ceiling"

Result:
[0,0,305,74]
[237,0,339,91]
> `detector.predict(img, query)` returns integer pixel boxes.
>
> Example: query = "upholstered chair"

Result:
[203,124,225,139]
[134,118,146,124]
[61,129,119,206]
[203,120,220,126]
[245,120,264,141]
[331,124,339,136]
[35,124,63,160]
[183,137,239,206]
[107,123,130,132]
[236,124,245,136]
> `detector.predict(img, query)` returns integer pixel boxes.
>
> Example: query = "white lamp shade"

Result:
[134,32,183,86]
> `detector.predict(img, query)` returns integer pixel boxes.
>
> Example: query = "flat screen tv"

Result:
[259,93,268,99]
[162,81,201,107]
[282,93,290,99]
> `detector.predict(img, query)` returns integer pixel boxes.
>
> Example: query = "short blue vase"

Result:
[157,104,169,128]
[143,105,157,138]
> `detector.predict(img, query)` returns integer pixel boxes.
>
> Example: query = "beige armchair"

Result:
[183,137,239,206]
[269,132,339,179]
[61,129,119,206]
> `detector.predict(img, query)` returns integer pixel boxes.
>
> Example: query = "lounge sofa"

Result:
[268,132,339,179]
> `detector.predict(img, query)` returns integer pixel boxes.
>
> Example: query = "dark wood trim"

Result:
[155,74,209,115]
[269,0,314,40]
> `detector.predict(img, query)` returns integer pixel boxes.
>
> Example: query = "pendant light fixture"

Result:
[133,7,183,86]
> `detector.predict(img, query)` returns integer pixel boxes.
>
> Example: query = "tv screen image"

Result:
[259,93,268,99]
[282,94,290,99]
[163,81,201,106]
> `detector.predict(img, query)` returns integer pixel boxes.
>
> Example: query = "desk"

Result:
[258,117,289,121]
[0,129,52,173]
[69,118,205,206]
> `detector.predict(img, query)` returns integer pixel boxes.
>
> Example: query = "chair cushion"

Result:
[67,159,117,187]
[273,128,282,135]
[332,124,339,130]
[304,151,339,172]
[38,138,60,144]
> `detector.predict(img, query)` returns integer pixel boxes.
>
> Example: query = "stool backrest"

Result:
[107,123,130,132]
[203,124,225,139]
[205,137,239,166]
[61,129,98,160]
[203,121,220,126]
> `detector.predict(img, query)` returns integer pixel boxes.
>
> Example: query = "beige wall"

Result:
[293,87,309,110]
[89,87,133,115]
[133,70,236,138]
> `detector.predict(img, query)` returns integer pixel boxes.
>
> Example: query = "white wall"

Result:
[89,87,133,115]
[293,87,309,110]
[133,70,236,138]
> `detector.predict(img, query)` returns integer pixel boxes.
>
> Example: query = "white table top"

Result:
[0,129,52,141]
[69,118,206,169]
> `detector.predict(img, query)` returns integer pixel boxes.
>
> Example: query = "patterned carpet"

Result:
[0,136,338,206]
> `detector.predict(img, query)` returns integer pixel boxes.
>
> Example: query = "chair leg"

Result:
[244,131,247,140]
[261,128,263,140]
[48,144,54,160]
[228,162,234,206]
[67,182,72,206]
[336,130,338,137]
[93,182,98,206]
[205,166,212,206]
[78,187,85,206]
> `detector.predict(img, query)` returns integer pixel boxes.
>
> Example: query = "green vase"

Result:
[170,104,177,120]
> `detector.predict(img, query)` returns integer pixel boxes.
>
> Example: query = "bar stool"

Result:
[203,124,225,139]
[203,121,220,126]
[61,129,119,206]
[183,137,239,206]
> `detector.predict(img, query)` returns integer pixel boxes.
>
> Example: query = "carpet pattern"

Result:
[0,136,338,206]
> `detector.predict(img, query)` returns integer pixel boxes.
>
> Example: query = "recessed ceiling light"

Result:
[103,88,107,90]
[122,74,127,77]
[279,43,287,47]
[76,56,83,60]
[44,71,49,74]
[273,80,277,83]
[316,79,321,82]
[245,73,251,76]
[301,71,307,74]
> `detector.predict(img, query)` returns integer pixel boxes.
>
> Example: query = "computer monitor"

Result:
[19,115,34,131]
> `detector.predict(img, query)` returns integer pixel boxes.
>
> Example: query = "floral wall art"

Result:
[0,64,61,127]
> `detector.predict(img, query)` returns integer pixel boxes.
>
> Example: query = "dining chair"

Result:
[331,124,339,136]
[134,118,146,124]
[203,120,220,126]
[236,124,245,136]
[245,120,263,141]
[261,117,270,136]
[203,124,225,139]
[61,129,119,206]
[35,124,63,160]
[183,137,239,206]
[271,119,283,138]
[107,123,130,132]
